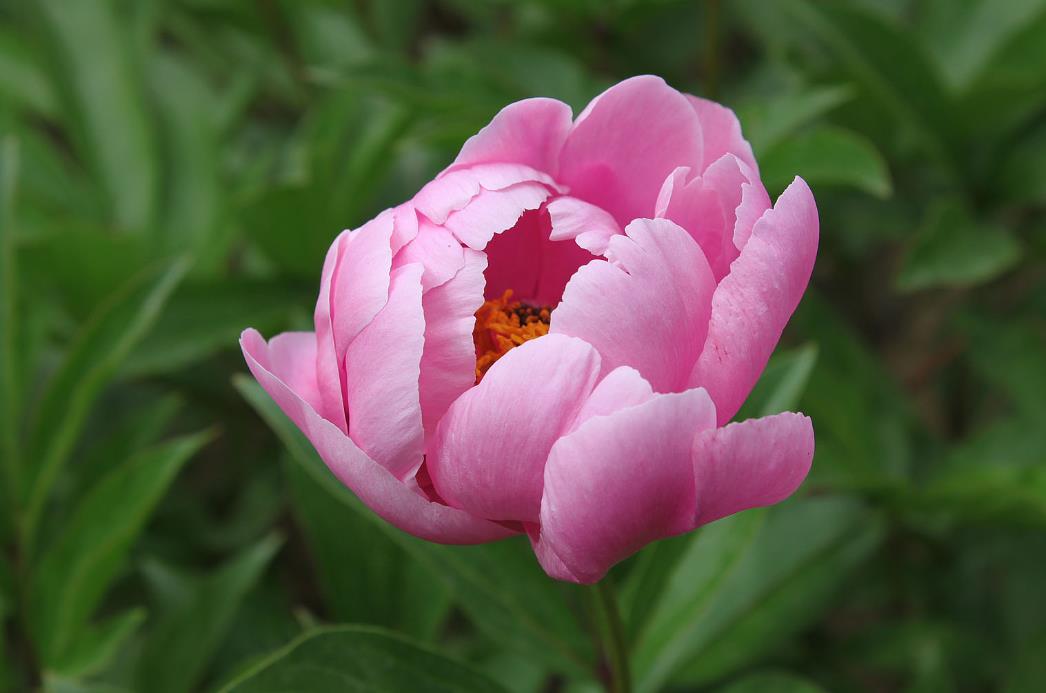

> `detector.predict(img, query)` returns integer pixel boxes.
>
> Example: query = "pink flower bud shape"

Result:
[242,76,818,583]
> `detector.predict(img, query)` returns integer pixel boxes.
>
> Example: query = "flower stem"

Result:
[588,580,631,693]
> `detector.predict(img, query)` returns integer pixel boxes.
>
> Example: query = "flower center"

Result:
[473,290,552,382]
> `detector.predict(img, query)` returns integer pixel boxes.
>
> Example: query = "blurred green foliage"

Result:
[0,0,1044,691]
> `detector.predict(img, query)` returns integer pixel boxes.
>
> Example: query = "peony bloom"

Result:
[241,76,817,583]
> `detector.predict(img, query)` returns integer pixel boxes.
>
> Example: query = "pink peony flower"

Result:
[241,76,818,583]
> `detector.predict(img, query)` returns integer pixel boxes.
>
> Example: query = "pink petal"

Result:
[393,218,465,292]
[551,217,716,393]
[391,202,420,255]
[533,387,717,583]
[654,161,735,281]
[331,210,394,360]
[571,366,654,430]
[451,97,573,175]
[692,412,814,525]
[419,249,488,433]
[241,329,512,544]
[731,159,771,251]
[689,178,819,424]
[547,196,622,256]
[314,231,349,432]
[343,264,426,480]
[428,335,602,523]
[685,94,758,175]
[559,76,703,225]
[483,208,594,305]
[442,182,551,250]
[262,331,324,415]
[413,163,560,225]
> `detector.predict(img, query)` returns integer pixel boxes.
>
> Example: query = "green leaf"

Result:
[147,52,226,268]
[0,28,58,117]
[22,257,189,543]
[28,431,210,666]
[0,137,20,507]
[21,258,189,550]
[922,418,1046,528]
[718,671,829,693]
[134,533,283,693]
[217,626,509,693]
[740,85,853,154]
[284,454,451,639]
[633,497,885,691]
[963,317,1046,419]
[921,0,1046,90]
[123,279,311,378]
[896,201,1021,292]
[760,126,891,198]
[32,0,158,230]
[779,0,957,169]
[235,376,594,678]
[737,343,820,421]
[51,609,146,679]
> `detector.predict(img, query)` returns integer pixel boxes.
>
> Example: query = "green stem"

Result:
[588,580,631,693]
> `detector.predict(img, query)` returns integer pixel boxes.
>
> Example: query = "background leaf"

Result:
[217,626,509,693]
[28,432,210,667]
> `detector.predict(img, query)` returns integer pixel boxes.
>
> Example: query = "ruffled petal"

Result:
[692,412,814,525]
[451,97,574,175]
[343,264,426,480]
[442,182,551,250]
[533,387,717,583]
[689,178,819,424]
[551,217,716,393]
[559,76,704,225]
[413,163,560,225]
[393,218,465,292]
[547,195,622,256]
[428,334,602,523]
[241,328,512,544]
[419,249,487,433]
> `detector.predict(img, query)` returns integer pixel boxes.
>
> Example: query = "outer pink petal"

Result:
[241,329,512,544]
[533,387,718,583]
[559,76,703,225]
[419,249,487,433]
[685,94,758,175]
[393,218,465,292]
[263,332,324,415]
[551,218,716,393]
[428,334,602,523]
[547,196,622,256]
[451,97,574,175]
[331,210,394,361]
[343,264,426,480]
[692,412,814,525]
[689,177,819,424]
[314,231,349,431]
[442,182,551,250]
[413,163,560,225]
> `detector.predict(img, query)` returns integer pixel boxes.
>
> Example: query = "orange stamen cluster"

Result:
[474,290,552,381]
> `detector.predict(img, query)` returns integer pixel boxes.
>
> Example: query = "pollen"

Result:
[474,290,552,381]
